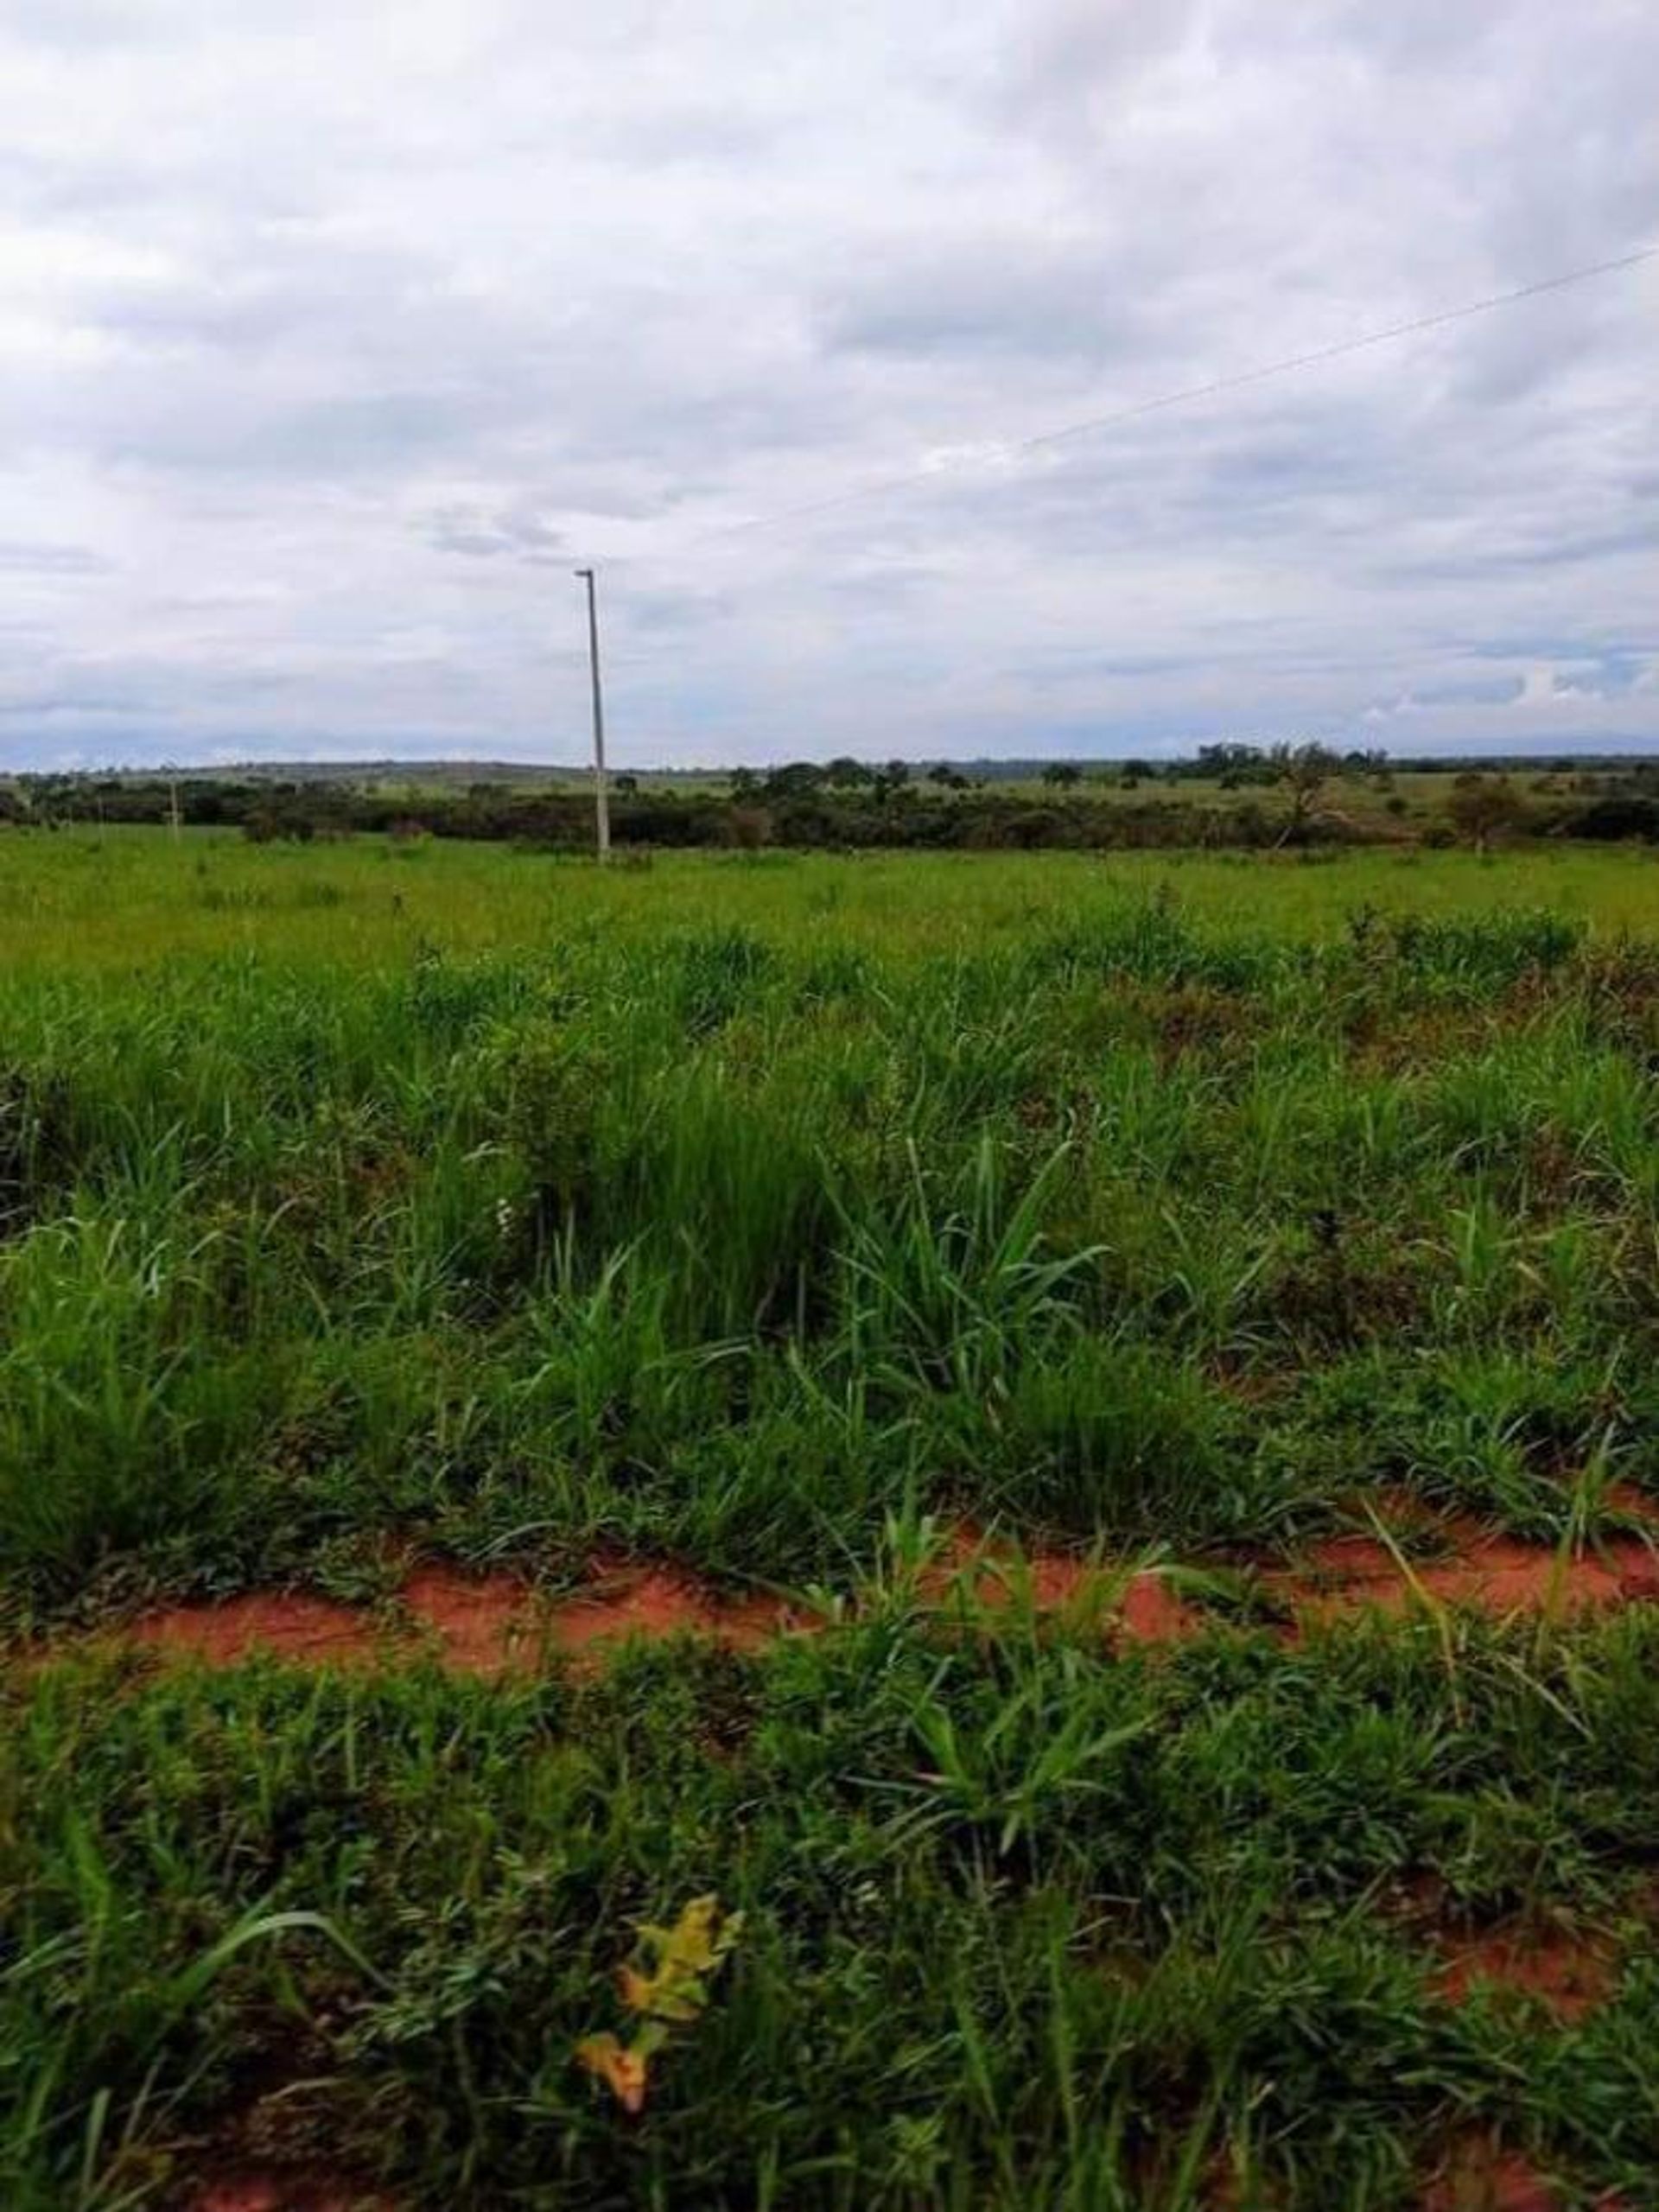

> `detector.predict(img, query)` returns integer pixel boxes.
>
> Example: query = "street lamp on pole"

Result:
[574,567,610,864]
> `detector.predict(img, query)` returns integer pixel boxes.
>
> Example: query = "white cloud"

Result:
[0,0,1655,766]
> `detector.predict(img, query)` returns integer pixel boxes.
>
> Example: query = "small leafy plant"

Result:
[575,1893,744,2114]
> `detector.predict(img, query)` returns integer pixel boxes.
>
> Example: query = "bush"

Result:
[1564,796,1659,842]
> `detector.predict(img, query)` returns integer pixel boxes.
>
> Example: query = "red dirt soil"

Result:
[1004,1558,1200,1643]
[397,1561,540,1670]
[929,1529,1205,1643]
[1276,1520,1659,1628]
[124,1561,805,1677]
[60,1504,1659,1681]
[128,1592,376,1668]
[113,1542,1205,1679]
[539,1564,801,1656]
[1421,2147,1563,2212]
[1421,2139,1626,2212]
[1433,1920,1614,2021]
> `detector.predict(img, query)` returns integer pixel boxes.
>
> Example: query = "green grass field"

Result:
[9,830,1659,2208]
[9,827,1659,969]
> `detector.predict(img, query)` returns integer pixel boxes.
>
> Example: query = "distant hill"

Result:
[50,749,1659,790]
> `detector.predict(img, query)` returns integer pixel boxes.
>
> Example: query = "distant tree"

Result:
[244,804,315,844]
[1041,763,1083,788]
[1269,741,1341,844]
[823,756,872,790]
[1566,795,1659,842]
[760,762,826,800]
[612,772,639,797]
[1194,742,1268,785]
[926,763,969,791]
[1446,773,1525,853]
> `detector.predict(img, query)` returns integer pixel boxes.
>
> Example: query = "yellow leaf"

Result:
[666,1895,722,1972]
[580,1895,743,2107]
[575,2032,651,2115]
[617,1965,654,2013]
[622,1966,702,2022]
[620,1896,741,2024]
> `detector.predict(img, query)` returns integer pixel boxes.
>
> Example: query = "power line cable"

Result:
[625,241,1656,561]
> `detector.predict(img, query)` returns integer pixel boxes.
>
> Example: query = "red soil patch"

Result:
[1433,1920,1614,2020]
[1013,1557,1211,1645]
[1274,1518,1659,1629]
[1603,1481,1659,1526]
[399,1561,543,1671]
[1116,1571,1201,1642]
[119,1561,811,1679]
[71,1505,1659,1684]
[107,1539,1203,1681]
[931,1529,1205,1644]
[1421,2140,1625,2212]
[1421,2146,1563,2212]
[540,1563,803,1656]
[974,1555,1203,1643]
[128,1592,378,1669]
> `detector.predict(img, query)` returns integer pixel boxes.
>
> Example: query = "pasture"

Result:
[8,830,1659,2209]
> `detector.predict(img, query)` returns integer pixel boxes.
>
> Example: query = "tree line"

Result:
[5,748,1659,852]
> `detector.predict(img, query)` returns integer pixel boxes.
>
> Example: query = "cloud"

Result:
[426,505,565,563]
[0,0,1655,768]
[0,540,109,576]
[817,239,1152,365]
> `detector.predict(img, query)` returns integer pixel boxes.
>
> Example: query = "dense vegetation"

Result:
[6,840,1659,1605]
[8,833,1659,2206]
[9,747,1659,854]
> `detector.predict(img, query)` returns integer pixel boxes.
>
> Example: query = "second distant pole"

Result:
[574,565,611,864]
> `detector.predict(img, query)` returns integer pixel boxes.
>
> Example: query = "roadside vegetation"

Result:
[7,831,1659,2206]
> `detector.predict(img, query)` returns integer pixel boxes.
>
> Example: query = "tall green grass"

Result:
[3,848,1658,1607]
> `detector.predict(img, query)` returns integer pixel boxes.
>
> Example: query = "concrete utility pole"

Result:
[574,566,610,863]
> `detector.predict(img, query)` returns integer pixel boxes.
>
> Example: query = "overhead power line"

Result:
[655,241,1657,556]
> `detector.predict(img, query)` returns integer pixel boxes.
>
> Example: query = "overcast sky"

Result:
[2,0,1655,769]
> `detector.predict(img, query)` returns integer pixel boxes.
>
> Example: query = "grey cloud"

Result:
[1,0,1655,766]
[0,0,161,48]
[996,0,1202,130]
[0,541,109,575]
[818,244,1150,365]
[1369,526,1659,587]
[428,506,565,563]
